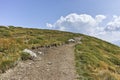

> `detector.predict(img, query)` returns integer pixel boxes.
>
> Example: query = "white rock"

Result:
[38,51,42,54]
[68,39,75,42]
[23,49,37,57]
[29,63,32,65]
[47,62,52,65]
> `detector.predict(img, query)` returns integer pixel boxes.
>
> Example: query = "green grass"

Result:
[75,35,120,80]
[1,26,120,80]
[0,26,79,73]
[20,52,31,60]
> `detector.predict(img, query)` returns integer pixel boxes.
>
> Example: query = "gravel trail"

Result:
[0,43,78,80]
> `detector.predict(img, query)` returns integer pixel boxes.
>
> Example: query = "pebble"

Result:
[29,63,32,65]
[38,51,42,54]
[36,66,39,68]
[47,62,52,65]
[38,57,42,61]
[46,68,50,71]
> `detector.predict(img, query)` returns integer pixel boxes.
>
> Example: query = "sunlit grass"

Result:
[0,26,79,73]
[75,35,120,80]
[1,26,120,80]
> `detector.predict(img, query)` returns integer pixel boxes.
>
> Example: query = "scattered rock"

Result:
[29,63,32,65]
[38,57,42,61]
[47,62,52,65]
[23,49,37,58]
[68,39,75,43]
[46,68,50,71]
[36,66,40,68]
[38,51,43,55]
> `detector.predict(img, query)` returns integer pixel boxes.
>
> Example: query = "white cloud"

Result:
[95,15,106,23]
[46,13,120,46]
[47,13,106,35]
[46,23,53,28]
[95,31,120,42]
[105,15,120,31]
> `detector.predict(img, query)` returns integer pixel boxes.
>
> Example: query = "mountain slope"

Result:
[0,26,79,73]
[75,35,120,80]
[0,26,120,80]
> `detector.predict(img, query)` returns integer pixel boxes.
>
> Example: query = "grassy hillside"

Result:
[0,26,79,73]
[75,35,120,80]
[0,26,120,80]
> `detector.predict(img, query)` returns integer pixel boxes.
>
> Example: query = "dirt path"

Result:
[0,43,78,80]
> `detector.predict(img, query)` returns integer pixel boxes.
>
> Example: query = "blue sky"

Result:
[0,0,120,46]
[1,0,120,27]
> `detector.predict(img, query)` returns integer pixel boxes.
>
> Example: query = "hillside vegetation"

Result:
[75,35,120,80]
[0,26,120,80]
[0,26,79,73]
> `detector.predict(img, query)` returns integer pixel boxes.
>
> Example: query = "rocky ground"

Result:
[0,43,78,80]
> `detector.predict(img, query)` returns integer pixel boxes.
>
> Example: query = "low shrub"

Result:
[0,60,14,73]
[20,52,31,60]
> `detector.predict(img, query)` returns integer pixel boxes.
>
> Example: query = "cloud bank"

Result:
[46,13,120,46]
[105,15,120,31]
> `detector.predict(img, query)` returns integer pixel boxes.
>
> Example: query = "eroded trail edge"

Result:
[0,43,78,80]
